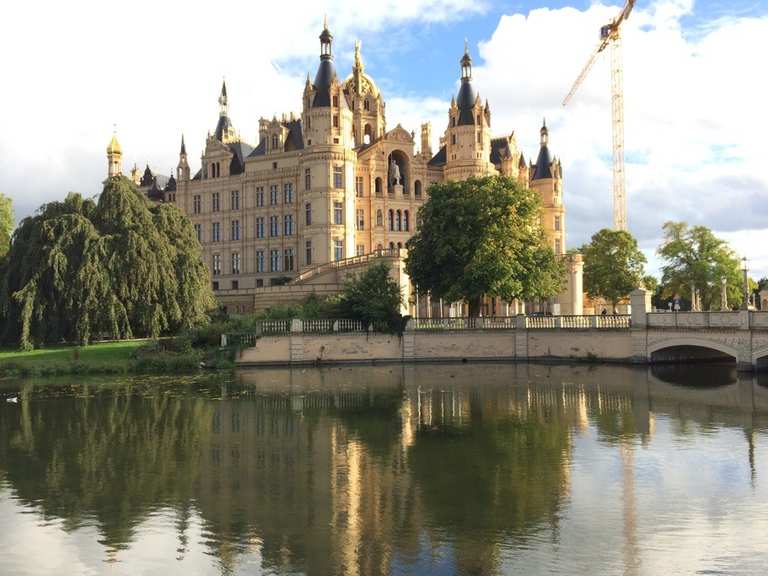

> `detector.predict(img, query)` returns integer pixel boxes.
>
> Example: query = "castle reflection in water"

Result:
[0,364,766,575]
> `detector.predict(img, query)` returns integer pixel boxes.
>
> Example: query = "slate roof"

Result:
[428,145,447,167]
[214,114,233,141]
[228,141,254,175]
[456,80,476,125]
[532,144,553,180]
[312,59,335,108]
[490,138,512,165]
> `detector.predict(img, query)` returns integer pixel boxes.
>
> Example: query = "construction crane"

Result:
[563,0,635,231]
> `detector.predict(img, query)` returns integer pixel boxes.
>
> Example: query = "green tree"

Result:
[0,193,12,258]
[336,261,402,329]
[405,176,564,316]
[642,274,658,292]
[0,177,215,349]
[657,221,742,310]
[580,229,646,309]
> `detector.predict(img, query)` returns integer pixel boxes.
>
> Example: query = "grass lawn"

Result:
[0,340,147,371]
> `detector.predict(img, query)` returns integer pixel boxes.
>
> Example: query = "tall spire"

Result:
[218,79,228,117]
[540,118,549,146]
[533,119,553,180]
[180,134,187,155]
[312,19,336,107]
[107,128,122,178]
[461,38,472,80]
[353,40,363,72]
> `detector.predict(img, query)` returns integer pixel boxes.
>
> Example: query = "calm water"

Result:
[1,364,768,575]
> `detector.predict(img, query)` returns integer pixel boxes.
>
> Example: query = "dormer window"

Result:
[271,134,279,150]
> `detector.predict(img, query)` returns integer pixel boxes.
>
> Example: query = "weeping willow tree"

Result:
[0,177,215,349]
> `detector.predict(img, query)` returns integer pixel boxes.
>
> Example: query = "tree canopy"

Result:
[405,176,564,316]
[580,229,646,306]
[0,177,215,349]
[336,261,402,329]
[657,221,744,310]
[0,192,12,259]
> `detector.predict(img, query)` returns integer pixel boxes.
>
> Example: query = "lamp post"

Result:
[721,276,728,311]
[742,257,750,311]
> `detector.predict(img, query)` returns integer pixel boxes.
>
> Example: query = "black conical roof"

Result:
[532,145,552,180]
[456,80,476,125]
[312,59,335,108]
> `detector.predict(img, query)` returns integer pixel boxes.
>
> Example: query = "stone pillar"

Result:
[569,254,584,315]
[630,288,651,364]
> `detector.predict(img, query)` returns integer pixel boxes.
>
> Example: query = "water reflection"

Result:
[0,365,767,575]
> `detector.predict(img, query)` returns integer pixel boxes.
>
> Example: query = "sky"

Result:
[0,0,766,278]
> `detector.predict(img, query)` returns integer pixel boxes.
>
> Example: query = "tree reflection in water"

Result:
[0,364,767,575]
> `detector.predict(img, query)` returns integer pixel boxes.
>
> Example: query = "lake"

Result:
[1,363,767,575]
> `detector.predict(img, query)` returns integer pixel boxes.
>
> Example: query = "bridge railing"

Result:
[647,311,746,328]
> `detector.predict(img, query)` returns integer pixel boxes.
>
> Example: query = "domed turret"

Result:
[312,18,336,108]
[106,131,122,177]
[456,40,476,126]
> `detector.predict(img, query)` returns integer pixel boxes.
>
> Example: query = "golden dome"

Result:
[343,40,380,99]
[107,133,122,155]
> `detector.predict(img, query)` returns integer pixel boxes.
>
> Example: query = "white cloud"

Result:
[461,0,768,276]
[0,0,484,219]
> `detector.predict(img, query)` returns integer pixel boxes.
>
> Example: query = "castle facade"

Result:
[107,23,582,316]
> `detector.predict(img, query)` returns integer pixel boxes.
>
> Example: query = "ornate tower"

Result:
[444,42,494,180]
[107,132,122,177]
[299,19,356,267]
[343,41,386,147]
[530,120,565,256]
[177,134,190,181]
[214,80,237,144]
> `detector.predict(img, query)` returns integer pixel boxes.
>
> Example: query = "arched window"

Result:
[375,177,382,196]
[404,210,410,232]
[414,180,422,198]
[388,209,394,231]
[376,243,383,251]
[397,242,402,249]
[396,210,402,231]
[364,99,370,111]
[389,242,395,250]
[376,209,383,227]
[364,124,372,145]
[452,117,456,127]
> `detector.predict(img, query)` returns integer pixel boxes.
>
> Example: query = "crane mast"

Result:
[563,0,635,232]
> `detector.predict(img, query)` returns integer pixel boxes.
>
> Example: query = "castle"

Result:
[107,22,583,317]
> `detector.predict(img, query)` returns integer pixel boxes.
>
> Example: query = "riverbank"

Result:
[0,339,233,377]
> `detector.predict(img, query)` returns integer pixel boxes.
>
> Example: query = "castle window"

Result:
[212,254,221,276]
[231,190,240,211]
[334,239,343,261]
[452,117,456,127]
[212,281,219,291]
[396,210,402,231]
[305,240,312,265]
[555,215,562,231]
[388,209,394,231]
[376,209,383,227]
[364,124,372,145]
[364,99,370,111]
[307,116,311,130]
[193,195,201,214]
[231,219,240,241]
[284,248,295,272]
[212,192,220,212]
[305,202,312,226]
[256,250,265,273]
[231,252,241,275]
[270,250,280,272]
[555,239,562,254]
[256,187,264,207]
[333,115,339,128]
[414,180,422,198]
[355,176,364,197]
[270,185,278,205]
[284,214,294,236]
[451,134,456,145]
[283,182,293,204]
[356,209,365,230]
[477,131,482,144]
[374,177,382,196]
[356,244,365,256]
[404,210,410,232]
[333,95,339,108]
[333,202,343,225]
[256,217,264,238]
[389,242,395,250]
[211,222,220,242]
[231,280,239,290]
[305,168,311,191]
[194,224,202,242]
[333,166,343,189]
[272,134,279,150]
[269,216,279,237]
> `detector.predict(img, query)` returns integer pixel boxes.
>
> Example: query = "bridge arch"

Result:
[753,344,768,365]
[648,338,739,364]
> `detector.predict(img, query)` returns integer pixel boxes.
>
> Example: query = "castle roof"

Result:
[532,121,553,180]
[428,145,447,167]
[490,137,513,165]
[228,141,254,175]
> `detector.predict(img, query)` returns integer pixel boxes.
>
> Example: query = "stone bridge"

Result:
[233,290,768,371]
[629,290,768,372]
